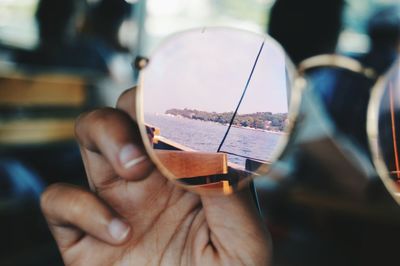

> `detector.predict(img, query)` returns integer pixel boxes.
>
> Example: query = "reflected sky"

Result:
[142,27,289,115]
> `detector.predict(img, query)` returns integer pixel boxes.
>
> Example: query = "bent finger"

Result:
[116,87,137,121]
[41,183,131,250]
[75,108,154,183]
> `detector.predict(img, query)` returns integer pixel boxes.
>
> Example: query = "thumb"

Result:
[201,187,271,263]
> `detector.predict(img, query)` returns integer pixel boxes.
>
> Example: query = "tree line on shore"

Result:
[165,108,288,132]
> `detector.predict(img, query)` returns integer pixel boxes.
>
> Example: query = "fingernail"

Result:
[119,144,147,169]
[108,218,130,241]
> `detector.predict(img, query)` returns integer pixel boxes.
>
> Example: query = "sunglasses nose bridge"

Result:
[133,56,149,70]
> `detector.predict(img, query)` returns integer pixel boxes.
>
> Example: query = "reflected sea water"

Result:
[146,114,284,166]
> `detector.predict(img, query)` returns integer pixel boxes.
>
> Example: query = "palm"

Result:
[64,171,193,265]
[62,168,268,266]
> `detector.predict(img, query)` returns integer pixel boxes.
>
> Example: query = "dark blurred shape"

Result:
[368,5,400,48]
[36,0,77,44]
[83,0,133,52]
[306,64,375,151]
[0,158,63,265]
[79,0,135,83]
[268,0,344,65]
[268,0,376,151]
[14,0,109,74]
[0,159,43,208]
[361,5,400,75]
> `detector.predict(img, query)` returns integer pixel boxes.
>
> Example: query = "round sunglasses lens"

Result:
[138,28,295,195]
[377,59,400,196]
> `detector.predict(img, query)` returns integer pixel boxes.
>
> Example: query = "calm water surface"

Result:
[146,114,284,166]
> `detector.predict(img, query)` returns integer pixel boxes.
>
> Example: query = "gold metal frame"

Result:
[367,59,400,204]
[298,54,377,79]
[135,27,304,195]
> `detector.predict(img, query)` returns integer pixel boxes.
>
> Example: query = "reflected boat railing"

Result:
[146,124,271,194]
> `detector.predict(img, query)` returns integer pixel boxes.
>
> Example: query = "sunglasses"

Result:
[132,26,400,200]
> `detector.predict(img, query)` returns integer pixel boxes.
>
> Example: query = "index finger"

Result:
[41,183,131,250]
[116,87,137,121]
[75,108,154,183]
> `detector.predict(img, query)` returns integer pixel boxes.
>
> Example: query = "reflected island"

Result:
[165,108,288,132]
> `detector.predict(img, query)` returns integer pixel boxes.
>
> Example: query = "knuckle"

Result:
[66,189,94,220]
[74,108,120,147]
[40,184,97,226]
[116,88,134,108]
[40,183,64,214]
[90,108,120,128]
[74,110,92,140]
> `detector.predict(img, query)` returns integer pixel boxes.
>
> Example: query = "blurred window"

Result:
[138,0,275,55]
[0,0,398,63]
[0,0,39,50]
[339,0,400,54]
[138,0,399,57]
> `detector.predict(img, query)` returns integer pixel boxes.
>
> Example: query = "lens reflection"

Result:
[139,27,293,194]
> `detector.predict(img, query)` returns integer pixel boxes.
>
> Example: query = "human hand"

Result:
[41,88,271,266]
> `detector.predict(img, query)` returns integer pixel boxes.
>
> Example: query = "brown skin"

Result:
[40,88,271,266]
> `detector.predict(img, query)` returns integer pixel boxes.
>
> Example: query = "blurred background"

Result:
[0,0,399,265]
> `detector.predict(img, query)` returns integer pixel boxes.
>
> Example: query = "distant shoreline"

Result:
[156,113,286,135]
[164,108,287,133]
